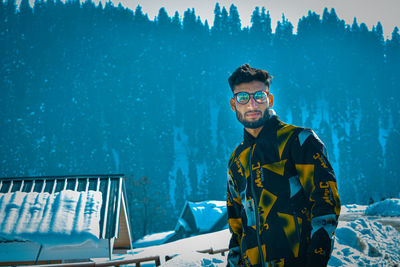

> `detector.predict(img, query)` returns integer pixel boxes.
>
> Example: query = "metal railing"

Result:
[15,247,230,267]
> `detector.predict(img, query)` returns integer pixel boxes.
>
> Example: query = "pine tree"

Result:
[18,0,32,18]
[2,0,400,237]
[175,169,186,212]
[133,5,149,25]
[156,7,170,26]
[228,4,241,35]
[250,7,262,36]
[385,27,400,102]
[220,6,228,34]
[385,129,400,198]
[212,3,222,35]
[261,7,272,37]
[172,11,181,29]
[338,122,359,203]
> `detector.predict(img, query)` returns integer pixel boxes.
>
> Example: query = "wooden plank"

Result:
[0,260,62,266]
[21,255,162,267]
[113,196,131,250]
[101,178,111,239]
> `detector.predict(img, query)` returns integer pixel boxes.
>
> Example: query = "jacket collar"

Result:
[243,109,280,144]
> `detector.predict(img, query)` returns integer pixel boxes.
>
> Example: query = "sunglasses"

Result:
[234,91,268,104]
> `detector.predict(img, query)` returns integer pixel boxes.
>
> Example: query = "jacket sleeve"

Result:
[226,169,243,267]
[292,129,341,266]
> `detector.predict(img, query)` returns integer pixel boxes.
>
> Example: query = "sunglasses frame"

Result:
[233,90,268,105]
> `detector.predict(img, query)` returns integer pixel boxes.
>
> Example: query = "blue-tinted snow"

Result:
[133,230,176,248]
[365,198,400,216]
[188,200,226,232]
[128,200,400,266]
[0,190,102,246]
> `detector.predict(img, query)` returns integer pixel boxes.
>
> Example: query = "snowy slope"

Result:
[331,218,400,266]
[127,200,400,267]
[365,198,400,216]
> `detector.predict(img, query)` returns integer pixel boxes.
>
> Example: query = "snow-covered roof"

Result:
[176,200,227,234]
[0,174,132,263]
[188,201,227,233]
[0,190,103,245]
[133,200,227,249]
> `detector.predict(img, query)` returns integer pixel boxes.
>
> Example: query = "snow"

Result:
[162,251,225,267]
[133,230,176,248]
[129,229,229,266]
[133,200,227,248]
[188,200,226,232]
[365,198,400,216]
[332,218,400,266]
[341,203,367,214]
[0,190,102,246]
[127,200,400,267]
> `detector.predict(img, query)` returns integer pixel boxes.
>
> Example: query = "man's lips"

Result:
[245,111,261,118]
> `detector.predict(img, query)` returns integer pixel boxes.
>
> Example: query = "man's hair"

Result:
[228,64,273,92]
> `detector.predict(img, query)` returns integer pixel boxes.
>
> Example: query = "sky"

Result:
[98,0,400,39]
[19,0,399,38]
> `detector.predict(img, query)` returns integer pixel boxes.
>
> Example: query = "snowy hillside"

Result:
[124,199,400,267]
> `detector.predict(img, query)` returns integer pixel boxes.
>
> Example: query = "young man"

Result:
[226,64,340,267]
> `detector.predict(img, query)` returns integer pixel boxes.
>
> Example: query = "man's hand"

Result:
[306,228,332,267]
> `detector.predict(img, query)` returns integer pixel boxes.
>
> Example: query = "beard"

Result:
[236,108,272,129]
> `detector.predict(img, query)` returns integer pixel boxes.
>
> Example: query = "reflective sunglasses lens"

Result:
[236,93,250,104]
[254,91,267,103]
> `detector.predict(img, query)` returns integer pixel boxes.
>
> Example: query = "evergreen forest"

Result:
[1,0,399,240]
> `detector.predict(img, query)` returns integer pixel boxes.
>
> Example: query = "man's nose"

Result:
[248,97,258,107]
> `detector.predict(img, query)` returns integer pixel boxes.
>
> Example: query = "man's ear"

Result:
[268,93,274,108]
[230,98,236,111]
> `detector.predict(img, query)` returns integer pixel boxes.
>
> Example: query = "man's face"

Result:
[230,80,274,129]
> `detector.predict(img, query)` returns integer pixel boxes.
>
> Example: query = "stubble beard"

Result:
[236,108,272,129]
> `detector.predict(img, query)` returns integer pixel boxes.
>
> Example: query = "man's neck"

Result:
[245,126,264,138]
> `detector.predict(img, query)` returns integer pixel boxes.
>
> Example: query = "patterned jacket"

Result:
[227,114,341,267]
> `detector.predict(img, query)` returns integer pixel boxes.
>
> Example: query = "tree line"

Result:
[0,0,399,240]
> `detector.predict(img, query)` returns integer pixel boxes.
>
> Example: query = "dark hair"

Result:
[228,64,273,92]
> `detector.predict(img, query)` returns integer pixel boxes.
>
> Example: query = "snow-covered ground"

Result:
[365,198,400,217]
[122,199,400,267]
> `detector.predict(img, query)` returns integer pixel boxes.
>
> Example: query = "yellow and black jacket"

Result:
[227,114,341,267]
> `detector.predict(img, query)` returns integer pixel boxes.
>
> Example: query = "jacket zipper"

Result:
[249,144,266,267]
